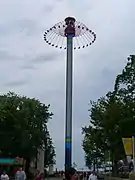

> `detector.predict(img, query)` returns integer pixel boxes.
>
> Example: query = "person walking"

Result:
[34,170,44,180]
[0,171,9,180]
[88,172,97,180]
[65,167,78,180]
[15,167,26,180]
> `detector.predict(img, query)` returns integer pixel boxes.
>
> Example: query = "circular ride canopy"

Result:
[44,17,96,50]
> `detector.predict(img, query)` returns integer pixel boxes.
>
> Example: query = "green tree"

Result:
[82,55,135,171]
[114,55,135,137]
[82,95,125,168]
[82,125,104,169]
[0,92,55,165]
[44,130,56,167]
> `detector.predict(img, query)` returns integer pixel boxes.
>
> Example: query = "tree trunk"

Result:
[112,160,118,176]
[25,158,32,178]
[93,160,96,172]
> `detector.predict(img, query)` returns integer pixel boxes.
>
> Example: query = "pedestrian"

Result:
[88,172,97,180]
[0,171,9,180]
[62,172,65,180]
[35,170,44,180]
[15,167,26,180]
[65,167,78,180]
[34,170,40,180]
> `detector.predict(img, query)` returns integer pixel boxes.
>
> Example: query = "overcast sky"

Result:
[0,0,135,170]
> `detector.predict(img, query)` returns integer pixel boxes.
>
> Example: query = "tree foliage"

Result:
[82,55,135,168]
[0,92,55,166]
[44,131,56,167]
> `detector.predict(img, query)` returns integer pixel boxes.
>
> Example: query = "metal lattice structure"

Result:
[44,20,96,50]
[43,17,96,171]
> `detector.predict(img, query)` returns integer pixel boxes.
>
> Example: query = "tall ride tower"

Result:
[44,17,96,171]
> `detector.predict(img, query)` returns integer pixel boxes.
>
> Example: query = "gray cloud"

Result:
[0,19,40,37]
[20,64,37,70]
[13,19,40,36]
[0,50,19,61]
[4,80,28,87]
[31,52,61,64]
[43,5,55,13]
